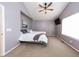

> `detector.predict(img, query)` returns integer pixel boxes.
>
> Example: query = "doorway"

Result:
[0,4,5,56]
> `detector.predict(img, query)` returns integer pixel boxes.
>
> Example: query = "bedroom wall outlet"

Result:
[69,40,72,43]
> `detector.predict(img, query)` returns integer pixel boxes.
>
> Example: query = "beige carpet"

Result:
[5,37,79,57]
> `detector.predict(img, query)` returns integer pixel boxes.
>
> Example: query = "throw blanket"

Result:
[33,33,47,46]
[33,33,45,42]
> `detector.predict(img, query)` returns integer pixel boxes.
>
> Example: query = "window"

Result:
[62,12,79,40]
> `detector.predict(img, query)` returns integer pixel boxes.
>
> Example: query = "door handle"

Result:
[1,33,3,35]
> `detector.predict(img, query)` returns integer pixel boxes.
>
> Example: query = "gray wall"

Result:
[32,20,55,36]
[21,12,32,29]
[56,2,79,50]
[0,2,30,53]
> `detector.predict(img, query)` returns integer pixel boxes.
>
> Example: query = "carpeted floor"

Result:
[5,37,79,57]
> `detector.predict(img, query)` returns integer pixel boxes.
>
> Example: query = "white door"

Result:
[0,4,5,56]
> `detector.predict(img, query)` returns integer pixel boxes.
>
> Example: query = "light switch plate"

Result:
[6,28,12,32]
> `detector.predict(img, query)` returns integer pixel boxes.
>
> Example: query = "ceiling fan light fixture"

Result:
[38,2,54,14]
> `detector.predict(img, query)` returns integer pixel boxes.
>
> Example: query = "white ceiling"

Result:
[24,2,69,20]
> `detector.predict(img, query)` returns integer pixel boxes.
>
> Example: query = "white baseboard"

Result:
[56,36,79,53]
[5,43,20,56]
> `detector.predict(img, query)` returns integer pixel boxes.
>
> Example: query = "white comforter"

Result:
[19,31,48,44]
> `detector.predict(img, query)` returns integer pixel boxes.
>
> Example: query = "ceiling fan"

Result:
[39,2,53,14]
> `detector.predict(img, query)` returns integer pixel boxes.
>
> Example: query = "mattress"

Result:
[19,31,48,46]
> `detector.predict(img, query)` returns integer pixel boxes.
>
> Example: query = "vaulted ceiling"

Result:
[24,2,69,20]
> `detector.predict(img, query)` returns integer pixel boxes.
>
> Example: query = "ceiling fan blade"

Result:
[47,9,53,11]
[39,10,44,12]
[39,4,44,8]
[47,2,52,8]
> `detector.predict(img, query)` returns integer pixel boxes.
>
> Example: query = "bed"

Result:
[19,31,48,46]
